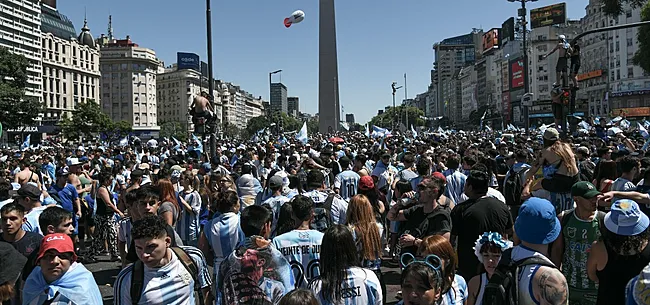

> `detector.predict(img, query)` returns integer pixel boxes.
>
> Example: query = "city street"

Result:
[88,254,402,305]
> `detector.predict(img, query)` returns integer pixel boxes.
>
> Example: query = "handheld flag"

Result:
[21,135,30,151]
[119,136,129,147]
[295,122,308,144]
[411,125,417,138]
[640,122,649,139]
[365,123,370,138]
[479,111,487,130]
[192,134,203,153]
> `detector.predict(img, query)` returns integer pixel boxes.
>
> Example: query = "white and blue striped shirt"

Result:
[23,206,48,235]
[445,170,467,205]
[261,194,290,238]
[118,217,133,246]
[334,170,361,202]
[311,267,383,305]
[272,229,324,288]
[205,212,245,278]
[113,246,211,305]
[177,190,202,246]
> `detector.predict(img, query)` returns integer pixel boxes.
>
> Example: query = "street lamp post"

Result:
[508,0,536,136]
[206,0,216,158]
[391,81,403,131]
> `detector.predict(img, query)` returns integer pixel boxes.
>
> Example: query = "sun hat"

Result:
[515,197,561,244]
[36,233,77,263]
[604,199,650,236]
[632,263,650,304]
[571,181,601,199]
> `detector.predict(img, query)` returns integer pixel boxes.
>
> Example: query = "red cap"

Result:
[432,172,446,182]
[359,175,375,191]
[36,234,77,262]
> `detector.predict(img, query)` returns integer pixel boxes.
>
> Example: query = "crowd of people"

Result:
[1,119,650,305]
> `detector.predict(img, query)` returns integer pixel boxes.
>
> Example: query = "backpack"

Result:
[310,193,335,232]
[503,167,525,206]
[560,209,605,230]
[482,248,557,305]
[130,247,202,305]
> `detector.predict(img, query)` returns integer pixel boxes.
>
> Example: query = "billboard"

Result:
[501,17,515,45]
[501,62,510,92]
[510,58,525,89]
[177,52,200,71]
[482,28,501,54]
[502,93,511,122]
[530,3,567,29]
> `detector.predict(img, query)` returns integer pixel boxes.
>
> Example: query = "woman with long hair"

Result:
[346,194,385,300]
[417,235,467,305]
[274,202,294,237]
[177,170,202,246]
[593,159,617,193]
[310,224,383,305]
[156,178,180,227]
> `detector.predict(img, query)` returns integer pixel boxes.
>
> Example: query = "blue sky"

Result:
[59,0,589,124]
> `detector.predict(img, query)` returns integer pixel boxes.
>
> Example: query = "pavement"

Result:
[87,253,403,305]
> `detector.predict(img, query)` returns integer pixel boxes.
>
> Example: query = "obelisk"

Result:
[318,0,340,133]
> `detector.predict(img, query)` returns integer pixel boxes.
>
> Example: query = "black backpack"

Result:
[130,247,202,305]
[503,168,525,206]
[310,193,335,232]
[482,248,557,305]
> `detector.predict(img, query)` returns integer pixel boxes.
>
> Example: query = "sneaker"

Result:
[395,291,403,300]
[109,255,121,262]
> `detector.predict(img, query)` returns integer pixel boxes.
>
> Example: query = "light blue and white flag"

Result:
[21,134,30,151]
[372,125,390,138]
[192,134,203,153]
[340,122,349,131]
[620,119,631,129]
[640,122,649,139]
[295,122,308,144]
[119,136,129,147]
[594,117,601,125]
[365,123,370,138]
[578,121,591,131]
[479,111,487,130]
[411,125,417,138]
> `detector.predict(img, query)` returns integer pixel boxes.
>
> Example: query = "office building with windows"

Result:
[270,82,287,114]
[287,96,299,117]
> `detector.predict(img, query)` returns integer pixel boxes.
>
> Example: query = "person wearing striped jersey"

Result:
[199,190,245,281]
[272,195,324,288]
[262,175,290,238]
[333,157,360,202]
[302,170,348,225]
[114,216,212,305]
[309,224,382,305]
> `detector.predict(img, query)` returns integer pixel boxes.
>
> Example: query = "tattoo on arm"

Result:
[537,268,568,305]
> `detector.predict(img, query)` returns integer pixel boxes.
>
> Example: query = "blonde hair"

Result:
[346,195,381,260]
[550,141,578,175]
[0,282,15,302]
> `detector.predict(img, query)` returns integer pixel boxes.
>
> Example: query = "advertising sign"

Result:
[177,52,200,72]
[577,69,603,81]
[510,59,525,89]
[613,107,650,117]
[501,17,515,45]
[482,28,501,54]
[501,62,510,92]
[530,3,567,29]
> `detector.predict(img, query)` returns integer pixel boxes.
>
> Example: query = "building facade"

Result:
[579,0,610,117]
[270,82,287,114]
[287,96,299,117]
[41,6,100,124]
[459,66,477,121]
[0,0,42,102]
[98,36,160,135]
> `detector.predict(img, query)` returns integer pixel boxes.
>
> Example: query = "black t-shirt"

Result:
[1,232,43,282]
[451,196,513,279]
[401,204,452,255]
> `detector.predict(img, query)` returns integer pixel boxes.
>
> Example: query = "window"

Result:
[629,67,634,78]
[616,41,620,52]
[628,38,634,47]
[626,10,633,18]
[617,70,621,80]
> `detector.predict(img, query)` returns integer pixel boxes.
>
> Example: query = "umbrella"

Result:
[329,137,344,144]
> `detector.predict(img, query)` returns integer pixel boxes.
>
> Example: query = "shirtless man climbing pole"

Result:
[542,34,571,88]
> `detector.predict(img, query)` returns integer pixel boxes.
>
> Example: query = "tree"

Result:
[369,105,425,129]
[222,122,243,139]
[0,47,43,131]
[246,116,270,137]
[633,1,650,73]
[59,99,112,141]
[603,0,646,17]
[103,120,133,143]
[159,121,188,142]
[307,119,319,135]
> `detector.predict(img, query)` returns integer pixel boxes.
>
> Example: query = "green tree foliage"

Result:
[0,47,43,131]
[159,121,188,142]
[603,0,646,17]
[246,116,270,137]
[633,1,650,73]
[307,119,319,135]
[59,99,131,142]
[246,113,303,137]
[222,122,243,139]
[104,120,133,143]
[369,106,425,129]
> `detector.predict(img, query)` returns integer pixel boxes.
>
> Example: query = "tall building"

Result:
[287,96,299,116]
[0,0,42,102]
[432,30,483,120]
[318,0,341,133]
[459,65,477,121]
[98,36,161,136]
[270,82,287,113]
[345,113,355,124]
[40,3,100,125]
[216,81,264,130]
[579,0,610,117]
[157,65,220,133]
[608,2,650,118]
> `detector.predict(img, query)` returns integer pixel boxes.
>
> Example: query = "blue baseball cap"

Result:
[604,199,650,236]
[515,198,561,245]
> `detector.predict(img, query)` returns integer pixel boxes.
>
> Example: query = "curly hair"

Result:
[131,215,167,241]
[602,225,650,255]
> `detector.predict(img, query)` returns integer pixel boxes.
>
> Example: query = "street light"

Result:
[507,0,537,136]
[391,81,403,131]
